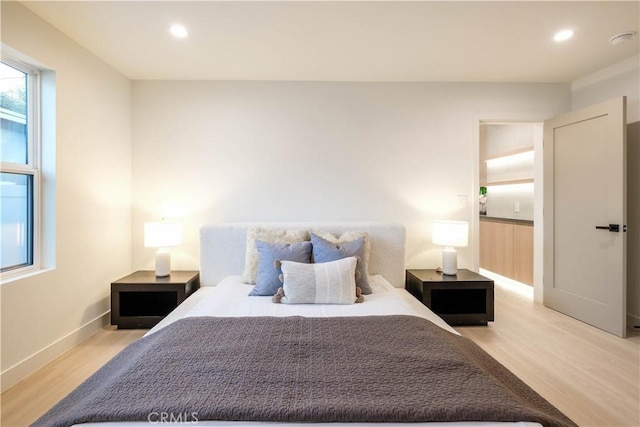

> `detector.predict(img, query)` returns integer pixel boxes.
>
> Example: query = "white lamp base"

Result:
[441,247,458,275]
[155,248,171,277]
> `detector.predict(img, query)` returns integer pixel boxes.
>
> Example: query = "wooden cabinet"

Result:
[513,223,534,285]
[480,217,533,285]
[479,219,496,272]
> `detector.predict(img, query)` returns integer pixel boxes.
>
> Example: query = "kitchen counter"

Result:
[480,216,533,226]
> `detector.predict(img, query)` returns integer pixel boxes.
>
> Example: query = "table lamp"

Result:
[144,221,182,277]
[432,220,469,275]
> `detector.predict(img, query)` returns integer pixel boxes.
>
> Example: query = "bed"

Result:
[34,222,576,427]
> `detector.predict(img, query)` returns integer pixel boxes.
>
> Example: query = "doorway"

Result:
[477,122,543,292]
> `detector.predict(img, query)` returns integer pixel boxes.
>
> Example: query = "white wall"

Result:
[571,53,640,325]
[0,2,131,390]
[572,54,639,124]
[132,81,570,275]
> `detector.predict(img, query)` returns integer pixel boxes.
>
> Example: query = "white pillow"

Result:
[241,228,309,284]
[278,257,358,304]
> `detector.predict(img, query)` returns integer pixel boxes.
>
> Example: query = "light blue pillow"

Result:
[310,233,372,294]
[249,240,312,296]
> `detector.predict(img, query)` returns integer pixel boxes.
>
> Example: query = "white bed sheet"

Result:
[146,275,456,336]
[79,276,541,427]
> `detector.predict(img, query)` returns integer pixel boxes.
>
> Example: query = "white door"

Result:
[543,97,627,337]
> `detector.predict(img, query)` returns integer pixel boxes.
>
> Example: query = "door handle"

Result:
[595,224,619,232]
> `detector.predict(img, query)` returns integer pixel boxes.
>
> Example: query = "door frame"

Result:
[472,115,545,302]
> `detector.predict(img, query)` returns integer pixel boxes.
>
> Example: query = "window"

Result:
[1,58,40,275]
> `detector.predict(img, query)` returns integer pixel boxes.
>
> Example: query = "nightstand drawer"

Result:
[406,269,494,326]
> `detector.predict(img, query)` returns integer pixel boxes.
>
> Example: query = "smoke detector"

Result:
[609,31,637,45]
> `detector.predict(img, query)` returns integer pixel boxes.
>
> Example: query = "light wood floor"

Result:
[457,283,640,427]
[1,327,146,427]
[1,284,638,427]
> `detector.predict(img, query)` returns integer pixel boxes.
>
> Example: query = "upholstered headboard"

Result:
[200,222,406,288]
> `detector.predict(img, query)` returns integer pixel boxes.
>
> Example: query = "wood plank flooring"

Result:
[1,327,145,427]
[1,283,638,426]
[457,282,640,427]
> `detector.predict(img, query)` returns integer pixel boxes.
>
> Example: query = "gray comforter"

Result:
[33,315,576,427]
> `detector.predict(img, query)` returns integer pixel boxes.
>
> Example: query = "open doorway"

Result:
[478,122,543,291]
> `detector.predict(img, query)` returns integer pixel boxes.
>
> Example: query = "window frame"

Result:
[1,56,41,278]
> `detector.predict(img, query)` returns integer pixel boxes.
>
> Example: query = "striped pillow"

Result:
[278,257,358,304]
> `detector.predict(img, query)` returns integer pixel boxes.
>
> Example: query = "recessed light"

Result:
[553,29,574,42]
[170,24,188,39]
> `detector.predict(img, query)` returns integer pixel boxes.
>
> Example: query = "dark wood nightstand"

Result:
[406,269,494,326]
[111,270,200,329]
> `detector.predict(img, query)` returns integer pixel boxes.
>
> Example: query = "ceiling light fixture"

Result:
[170,24,188,39]
[553,29,574,42]
[610,31,637,45]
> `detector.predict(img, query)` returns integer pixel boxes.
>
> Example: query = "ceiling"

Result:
[20,1,640,82]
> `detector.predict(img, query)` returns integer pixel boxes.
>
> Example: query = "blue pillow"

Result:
[310,233,372,294]
[249,240,312,296]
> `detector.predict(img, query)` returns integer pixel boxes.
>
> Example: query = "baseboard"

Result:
[0,311,110,392]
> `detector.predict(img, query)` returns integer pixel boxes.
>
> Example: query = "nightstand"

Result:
[111,270,200,329]
[406,269,494,326]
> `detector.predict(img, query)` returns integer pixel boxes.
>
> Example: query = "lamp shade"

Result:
[144,221,182,248]
[432,220,469,247]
